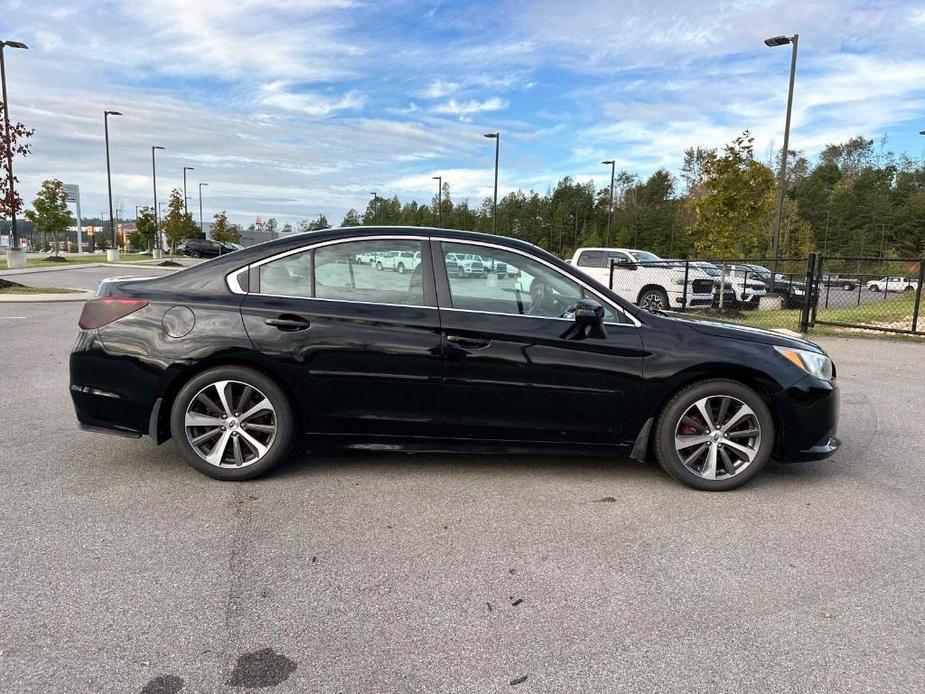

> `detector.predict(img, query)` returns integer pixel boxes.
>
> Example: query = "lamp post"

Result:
[370,192,379,225]
[183,167,194,214]
[151,146,165,255]
[198,182,208,237]
[432,175,442,225]
[483,132,499,234]
[602,159,616,247]
[103,110,122,253]
[1,39,28,263]
[765,33,799,260]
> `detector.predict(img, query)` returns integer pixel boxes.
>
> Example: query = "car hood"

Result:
[663,312,824,353]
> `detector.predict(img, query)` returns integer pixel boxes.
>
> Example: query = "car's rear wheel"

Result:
[842,282,852,291]
[397,262,406,274]
[638,287,669,311]
[170,366,296,481]
[376,261,383,271]
[653,379,774,491]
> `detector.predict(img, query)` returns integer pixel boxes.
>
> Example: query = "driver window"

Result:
[441,242,616,320]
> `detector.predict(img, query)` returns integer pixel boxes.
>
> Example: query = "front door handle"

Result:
[265,315,311,332]
[446,334,491,349]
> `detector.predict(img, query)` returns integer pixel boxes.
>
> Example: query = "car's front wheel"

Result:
[868,285,879,292]
[653,379,774,491]
[170,366,296,481]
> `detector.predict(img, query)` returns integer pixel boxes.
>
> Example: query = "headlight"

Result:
[792,287,805,295]
[774,346,833,381]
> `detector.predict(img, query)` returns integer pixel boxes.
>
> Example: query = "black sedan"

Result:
[70,227,839,491]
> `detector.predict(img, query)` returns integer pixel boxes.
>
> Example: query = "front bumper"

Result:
[773,375,840,463]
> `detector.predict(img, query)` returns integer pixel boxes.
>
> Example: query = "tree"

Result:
[210,210,240,243]
[0,100,35,242]
[341,209,361,226]
[691,132,776,258]
[281,223,293,234]
[265,217,278,239]
[24,179,71,257]
[161,188,198,251]
[130,206,157,250]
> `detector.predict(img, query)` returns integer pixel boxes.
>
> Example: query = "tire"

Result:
[868,285,878,292]
[376,261,383,271]
[170,366,296,481]
[458,267,466,279]
[638,287,669,311]
[397,263,406,274]
[191,251,200,259]
[653,379,774,491]
[842,283,853,291]
[904,285,914,292]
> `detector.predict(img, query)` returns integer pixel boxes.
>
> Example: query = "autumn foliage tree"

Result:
[210,210,240,243]
[0,100,35,242]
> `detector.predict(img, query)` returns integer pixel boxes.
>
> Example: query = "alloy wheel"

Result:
[184,379,277,468]
[640,291,667,310]
[674,395,761,480]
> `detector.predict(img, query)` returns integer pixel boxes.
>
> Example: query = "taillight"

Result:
[78,298,150,329]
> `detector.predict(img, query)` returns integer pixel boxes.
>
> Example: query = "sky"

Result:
[2,0,925,227]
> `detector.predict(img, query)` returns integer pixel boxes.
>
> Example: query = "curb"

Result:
[0,290,94,303]
[0,261,193,277]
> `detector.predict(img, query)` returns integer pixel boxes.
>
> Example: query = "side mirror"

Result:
[561,299,607,340]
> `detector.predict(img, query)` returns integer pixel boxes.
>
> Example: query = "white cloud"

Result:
[432,97,508,121]
[258,83,366,118]
[421,79,460,99]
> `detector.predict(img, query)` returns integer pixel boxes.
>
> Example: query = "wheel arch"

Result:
[636,284,669,304]
[151,355,304,444]
[635,366,785,462]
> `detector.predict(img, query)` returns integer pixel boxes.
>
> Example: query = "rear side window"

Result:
[259,250,313,297]
[577,251,605,268]
[256,239,427,306]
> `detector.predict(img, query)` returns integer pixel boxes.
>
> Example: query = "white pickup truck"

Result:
[375,250,421,274]
[569,247,715,310]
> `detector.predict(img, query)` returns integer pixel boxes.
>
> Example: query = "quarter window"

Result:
[577,250,605,268]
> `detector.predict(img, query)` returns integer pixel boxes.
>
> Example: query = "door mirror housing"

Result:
[562,299,607,340]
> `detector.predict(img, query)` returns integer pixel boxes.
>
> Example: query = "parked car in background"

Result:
[865,276,918,293]
[445,252,486,278]
[376,249,422,274]
[70,226,839,491]
[176,238,238,258]
[570,248,715,310]
[678,261,767,309]
[723,263,813,309]
[821,274,859,291]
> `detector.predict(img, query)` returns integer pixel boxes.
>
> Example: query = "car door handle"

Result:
[264,315,311,332]
[446,334,491,349]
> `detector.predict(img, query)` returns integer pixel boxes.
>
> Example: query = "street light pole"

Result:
[432,175,442,225]
[183,167,194,214]
[765,33,799,259]
[151,146,165,251]
[483,133,500,234]
[104,111,122,249]
[602,159,616,247]
[370,192,379,225]
[198,183,208,236]
[0,39,28,250]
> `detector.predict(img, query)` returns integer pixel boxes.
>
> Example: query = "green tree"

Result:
[131,207,157,250]
[24,179,71,257]
[265,217,278,239]
[691,132,776,257]
[281,223,293,234]
[161,188,197,250]
[341,209,361,226]
[210,210,240,243]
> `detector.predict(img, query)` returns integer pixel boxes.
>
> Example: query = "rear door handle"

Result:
[264,315,311,332]
[446,334,491,349]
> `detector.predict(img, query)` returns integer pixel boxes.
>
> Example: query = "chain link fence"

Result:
[603,255,925,336]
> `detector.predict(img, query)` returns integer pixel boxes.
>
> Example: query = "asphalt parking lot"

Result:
[3,264,189,291]
[0,302,923,693]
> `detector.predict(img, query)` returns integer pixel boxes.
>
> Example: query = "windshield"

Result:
[632,250,661,262]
